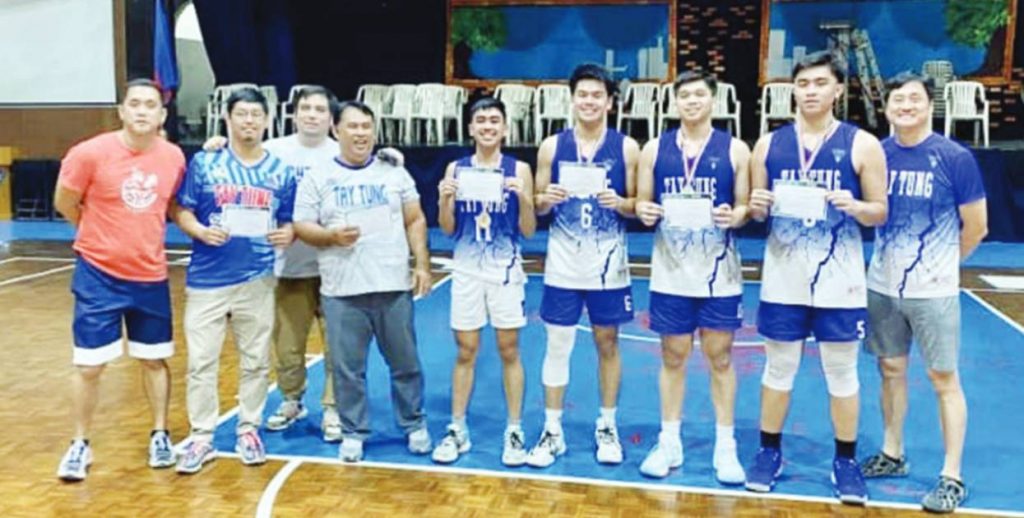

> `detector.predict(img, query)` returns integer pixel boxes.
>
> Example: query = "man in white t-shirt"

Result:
[293,101,433,463]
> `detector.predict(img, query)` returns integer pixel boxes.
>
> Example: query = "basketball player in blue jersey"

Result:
[860,72,986,514]
[432,97,536,466]
[634,71,750,484]
[526,63,640,468]
[744,51,888,504]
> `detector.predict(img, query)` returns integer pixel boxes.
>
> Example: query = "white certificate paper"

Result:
[456,167,504,203]
[662,195,713,230]
[345,204,392,238]
[772,182,827,221]
[559,162,607,197]
[221,205,272,238]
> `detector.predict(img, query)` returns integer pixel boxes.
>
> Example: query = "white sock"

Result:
[452,416,467,432]
[506,418,522,432]
[661,420,682,441]
[715,425,736,450]
[599,407,617,427]
[544,409,563,434]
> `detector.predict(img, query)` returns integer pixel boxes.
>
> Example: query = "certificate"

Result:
[559,162,607,197]
[772,181,827,221]
[662,195,713,230]
[456,167,504,203]
[221,205,272,238]
[345,204,393,238]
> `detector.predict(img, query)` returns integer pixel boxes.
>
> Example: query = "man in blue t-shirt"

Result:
[860,72,987,513]
[172,88,297,474]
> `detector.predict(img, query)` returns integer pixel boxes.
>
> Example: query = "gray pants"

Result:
[322,290,425,440]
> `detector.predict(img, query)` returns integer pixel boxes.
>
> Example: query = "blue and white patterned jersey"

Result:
[868,133,985,298]
[761,122,866,308]
[650,128,741,297]
[544,129,630,290]
[451,154,524,285]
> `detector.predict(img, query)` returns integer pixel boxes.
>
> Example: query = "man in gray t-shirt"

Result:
[294,100,433,462]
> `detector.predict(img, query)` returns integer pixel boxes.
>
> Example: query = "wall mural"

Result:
[447,0,676,87]
[759,0,1017,85]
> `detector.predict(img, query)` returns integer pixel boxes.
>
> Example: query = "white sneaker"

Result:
[407,427,432,455]
[639,436,683,478]
[321,407,342,443]
[148,431,176,469]
[526,429,566,468]
[713,443,746,485]
[431,424,471,464]
[501,428,528,467]
[57,440,93,481]
[266,400,307,431]
[339,438,364,463]
[594,418,623,465]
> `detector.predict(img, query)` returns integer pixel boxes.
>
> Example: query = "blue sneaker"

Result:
[744,447,782,493]
[832,457,869,505]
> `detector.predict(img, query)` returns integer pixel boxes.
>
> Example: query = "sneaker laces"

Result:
[441,428,461,447]
[537,430,560,451]
[506,430,525,450]
[67,442,86,465]
[596,426,618,445]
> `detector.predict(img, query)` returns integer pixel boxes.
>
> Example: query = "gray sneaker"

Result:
[860,452,909,478]
[922,476,967,514]
[266,400,307,431]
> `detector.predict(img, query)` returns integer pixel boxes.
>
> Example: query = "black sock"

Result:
[835,439,857,459]
[150,429,169,437]
[760,430,782,449]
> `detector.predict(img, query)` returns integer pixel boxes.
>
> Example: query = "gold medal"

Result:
[476,209,491,232]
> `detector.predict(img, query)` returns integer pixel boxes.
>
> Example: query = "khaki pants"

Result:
[184,276,275,440]
[273,277,334,408]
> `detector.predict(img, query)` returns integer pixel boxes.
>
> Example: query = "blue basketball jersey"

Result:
[868,133,985,298]
[545,128,630,290]
[761,122,866,308]
[177,149,296,289]
[451,154,524,285]
[650,128,742,297]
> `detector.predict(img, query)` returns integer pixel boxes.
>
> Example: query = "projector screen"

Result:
[0,0,117,105]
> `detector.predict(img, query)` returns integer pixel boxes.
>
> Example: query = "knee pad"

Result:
[541,324,577,387]
[761,340,802,392]
[820,341,860,397]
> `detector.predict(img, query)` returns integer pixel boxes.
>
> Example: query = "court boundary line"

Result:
[0,264,75,288]
[213,450,1024,518]
[963,288,1024,335]
[255,459,302,518]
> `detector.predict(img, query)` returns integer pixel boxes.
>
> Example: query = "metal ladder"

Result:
[820,21,886,127]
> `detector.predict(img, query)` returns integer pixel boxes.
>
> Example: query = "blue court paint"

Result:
[213,278,1024,513]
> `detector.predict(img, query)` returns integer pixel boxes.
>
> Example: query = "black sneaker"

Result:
[922,476,967,514]
[860,451,909,478]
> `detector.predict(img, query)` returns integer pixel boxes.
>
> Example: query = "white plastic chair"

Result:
[534,84,573,145]
[712,82,742,138]
[759,82,795,136]
[656,82,678,136]
[259,85,279,139]
[378,84,416,145]
[411,83,446,145]
[356,84,391,140]
[494,84,535,146]
[442,85,467,144]
[616,83,660,140]
[944,81,989,148]
[205,82,259,139]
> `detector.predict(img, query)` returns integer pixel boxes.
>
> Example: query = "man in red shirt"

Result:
[53,79,186,481]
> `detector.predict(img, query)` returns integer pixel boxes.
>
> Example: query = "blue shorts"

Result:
[649,292,743,335]
[540,285,634,327]
[71,257,173,366]
[757,301,866,342]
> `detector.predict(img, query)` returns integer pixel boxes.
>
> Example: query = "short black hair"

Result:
[226,87,268,115]
[294,85,341,123]
[792,50,845,83]
[885,71,935,102]
[468,97,506,120]
[569,63,617,96]
[673,70,718,96]
[335,100,375,123]
[121,78,163,104]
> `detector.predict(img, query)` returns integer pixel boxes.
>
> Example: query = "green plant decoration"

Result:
[451,7,507,51]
